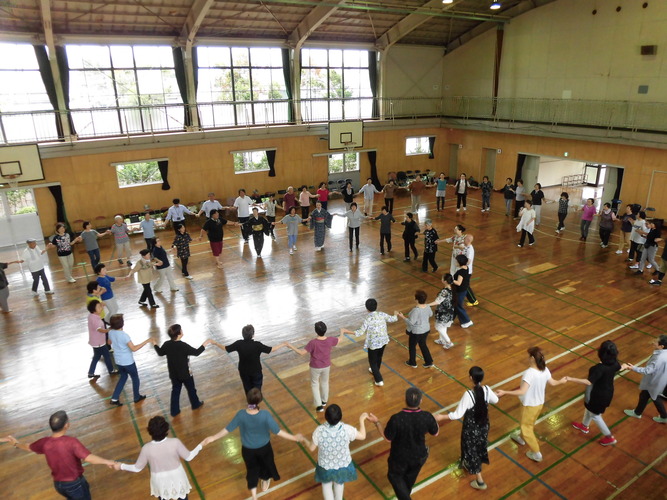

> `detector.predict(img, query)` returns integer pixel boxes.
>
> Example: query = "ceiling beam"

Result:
[445,0,558,54]
[376,0,463,51]
[287,0,347,49]
[180,0,216,50]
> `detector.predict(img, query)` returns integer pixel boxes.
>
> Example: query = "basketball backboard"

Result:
[0,144,44,185]
[328,121,363,150]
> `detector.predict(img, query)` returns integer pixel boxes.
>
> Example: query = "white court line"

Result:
[246,304,666,499]
[606,447,667,499]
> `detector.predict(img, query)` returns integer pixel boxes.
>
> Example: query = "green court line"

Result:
[262,360,390,499]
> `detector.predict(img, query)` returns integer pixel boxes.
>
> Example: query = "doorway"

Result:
[448,144,459,181]
[0,187,44,248]
[482,148,497,184]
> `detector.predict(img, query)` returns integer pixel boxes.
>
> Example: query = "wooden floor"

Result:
[1,190,665,500]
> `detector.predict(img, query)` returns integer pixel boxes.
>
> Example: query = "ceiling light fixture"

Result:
[490,1,501,9]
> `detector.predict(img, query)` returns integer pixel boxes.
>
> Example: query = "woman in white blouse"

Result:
[115,416,203,500]
[437,366,498,491]
[303,405,376,500]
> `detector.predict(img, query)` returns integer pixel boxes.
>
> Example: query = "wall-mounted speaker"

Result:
[641,45,657,55]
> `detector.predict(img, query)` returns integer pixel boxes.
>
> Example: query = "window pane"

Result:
[8,189,37,215]
[328,154,344,174]
[303,48,328,67]
[232,47,249,67]
[133,46,173,68]
[137,69,165,95]
[329,70,344,98]
[233,69,251,100]
[406,137,431,155]
[114,70,139,106]
[234,150,269,173]
[67,45,111,69]
[116,160,162,188]
[110,46,134,68]
[300,68,327,99]
[344,153,359,171]
[0,43,40,70]
[329,50,342,67]
[0,70,52,111]
[344,50,364,67]
[197,68,234,102]
[69,70,116,107]
[202,47,231,67]
[250,47,281,67]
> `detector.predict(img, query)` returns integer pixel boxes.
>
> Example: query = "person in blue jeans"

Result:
[154,324,212,417]
[452,254,473,328]
[108,314,154,406]
[1,410,115,500]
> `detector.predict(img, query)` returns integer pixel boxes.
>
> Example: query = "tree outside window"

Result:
[328,153,359,174]
[234,151,270,173]
[115,160,163,188]
[406,136,432,156]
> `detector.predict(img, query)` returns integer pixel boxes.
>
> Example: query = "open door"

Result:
[0,187,44,248]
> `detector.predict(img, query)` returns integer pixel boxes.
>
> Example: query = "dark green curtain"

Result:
[55,46,76,136]
[266,150,276,177]
[33,45,64,140]
[428,136,436,159]
[515,153,527,182]
[367,151,381,189]
[158,160,170,190]
[172,47,191,128]
[282,48,294,123]
[368,51,379,119]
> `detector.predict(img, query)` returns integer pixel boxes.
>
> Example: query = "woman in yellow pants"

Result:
[496,347,567,462]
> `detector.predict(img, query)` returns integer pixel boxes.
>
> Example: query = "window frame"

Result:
[231,148,275,175]
[405,136,434,157]
[327,152,359,174]
[111,158,165,189]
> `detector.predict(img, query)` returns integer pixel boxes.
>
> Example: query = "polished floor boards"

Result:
[0,190,665,499]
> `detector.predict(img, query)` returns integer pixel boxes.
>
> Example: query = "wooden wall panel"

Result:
[33,126,667,234]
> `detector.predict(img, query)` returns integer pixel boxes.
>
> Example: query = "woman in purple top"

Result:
[288,321,339,412]
[580,198,597,241]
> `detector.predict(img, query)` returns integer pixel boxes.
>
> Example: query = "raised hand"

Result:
[359,412,369,420]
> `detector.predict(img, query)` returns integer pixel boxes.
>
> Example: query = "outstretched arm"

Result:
[2,436,32,452]
[287,343,308,356]
[200,428,229,447]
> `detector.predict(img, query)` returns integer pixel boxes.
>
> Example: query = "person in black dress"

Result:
[214,325,287,394]
[154,324,211,417]
[242,208,271,258]
[199,209,228,268]
[437,366,499,490]
[567,340,622,446]
[452,254,473,328]
[401,212,420,262]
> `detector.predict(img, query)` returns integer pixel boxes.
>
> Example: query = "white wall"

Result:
[537,159,585,187]
[442,0,667,102]
[383,45,445,98]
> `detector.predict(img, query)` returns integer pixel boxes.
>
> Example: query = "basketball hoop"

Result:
[3,175,19,190]
[342,141,357,153]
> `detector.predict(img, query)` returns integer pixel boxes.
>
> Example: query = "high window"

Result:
[66,45,182,137]
[328,153,359,174]
[197,47,287,128]
[300,49,372,122]
[0,43,57,143]
[405,136,433,156]
[114,160,163,188]
[233,150,271,174]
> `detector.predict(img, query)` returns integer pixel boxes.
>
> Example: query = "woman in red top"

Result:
[317,182,330,210]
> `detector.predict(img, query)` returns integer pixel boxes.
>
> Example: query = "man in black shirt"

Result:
[216,325,287,395]
[373,387,439,500]
[154,324,211,417]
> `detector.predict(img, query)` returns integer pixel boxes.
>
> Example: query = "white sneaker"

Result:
[374,381,384,387]
[45,290,54,295]
[32,291,39,297]
[629,264,639,269]
[461,321,473,328]
[293,245,297,251]
[615,250,623,254]
[444,341,454,349]
[647,264,652,269]
[481,209,485,213]
[463,207,467,211]
[185,275,194,280]
[289,249,294,255]
[526,451,543,462]
[434,339,444,345]
[511,433,526,445]
[456,208,460,212]
[316,247,322,251]
[67,278,76,283]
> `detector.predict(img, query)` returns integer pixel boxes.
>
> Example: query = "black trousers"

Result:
[519,229,535,246]
[407,332,433,365]
[301,206,309,223]
[145,237,156,252]
[404,238,418,259]
[514,200,523,218]
[600,227,612,245]
[380,233,392,253]
[385,198,394,213]
[422,251,438,272]
[368,345,385,383]
[170,376,202,416]
[388,455,428,500]
[239,217,250,240]
[456,193,466,208]
[437,196,445,211]
[635,389,667,418]
[267,215,275,236]
[557,212,567,231]
[240,371,264,395]
[180,257,189,276]
[139,283,155,306]
[629,241,641,262]
[348,227,360,249]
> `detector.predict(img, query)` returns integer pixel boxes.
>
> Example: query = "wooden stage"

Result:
[0,190,665,499]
